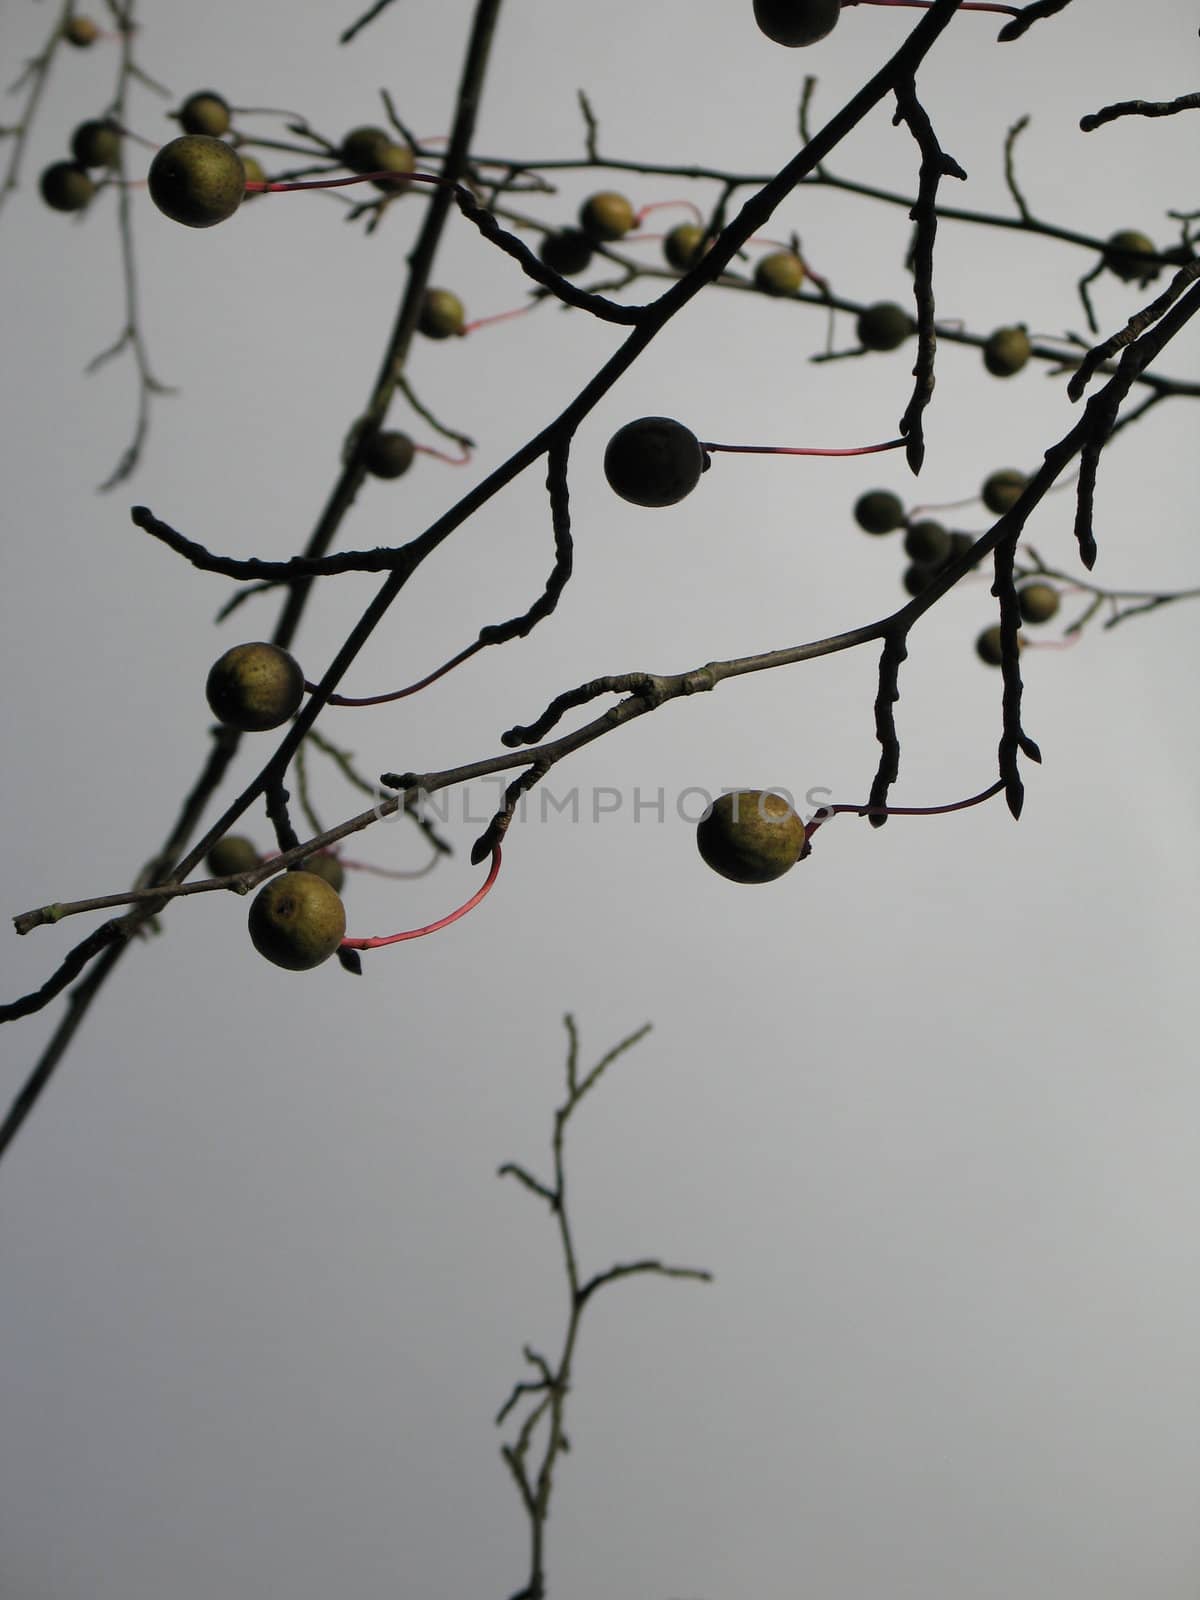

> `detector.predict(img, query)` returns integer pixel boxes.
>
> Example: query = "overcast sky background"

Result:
[2,1,1199,1597]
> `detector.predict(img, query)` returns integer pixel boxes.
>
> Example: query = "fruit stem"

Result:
[414,441,472,465]
[304,640,483,708]
[701,436,906,458]
[805,777,1005,839]
[635,199,704,226]
[341,846,502,949]
[461,303,537,334]
[844,0,1019,14]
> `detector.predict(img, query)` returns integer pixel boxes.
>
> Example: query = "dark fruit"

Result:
[981,468,1027,515]
[975,624,1022,667]
[248,871,346,971]
[697,791,807,884]
[148,135,245,227]
[578,191,635,243]
[945,531,974,562]
[63,16,99,46]
[298,852,346,893]
[857,301,915,352]
[603,417,705,508]
[664,223,707,270]
[71,119,120,169]
[983,325,1031,377]
[39,162,94,212]
[539,228,594,276]
[1103,229,1159,284]
[338,125,413,190]
[854,489,904,535]
[179,91,231,138]
[1017,582,1060,624]
[753,0,841,46]
[418,288,465,339]
[206,835,260,877]
[904,519,951,566]
[754,250,804,296]
[363,430,416,479]
[205,642,305,731]
[903,563,935,598]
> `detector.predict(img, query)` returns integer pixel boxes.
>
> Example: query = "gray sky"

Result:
[2,1,1199,1597]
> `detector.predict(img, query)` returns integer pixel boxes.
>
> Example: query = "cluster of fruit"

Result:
[853,474,1061,662]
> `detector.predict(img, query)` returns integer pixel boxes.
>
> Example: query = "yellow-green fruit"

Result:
[39,162,94,212]
[248,871,346,971]
[299,852,346,893]
[418,288,466,339]
[981,468,1027,515]
[696,791,807,884]
[63,16,99,46]
[754,250,804,296]
[904,519,950,565]
[1103,229,1159,284]
[148,135,245,227]
[857,301,914,352]
[71,119,120,169]
[339,124,414,190]
[206,835,260,877]
[205,642,305,731]
[983,325,1031,377]
[179,91,231,138]
[239,153,266,190]
[578,190,635,243]
[975,624,1023,667]
[1018,582,1060,624]
[664,223,707,270]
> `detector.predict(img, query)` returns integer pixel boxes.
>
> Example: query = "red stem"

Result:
[701,436,906,458]
[341,846,502,949]
[304,640,484,708]
[845,0,1019,15]
[805,778,1005,840]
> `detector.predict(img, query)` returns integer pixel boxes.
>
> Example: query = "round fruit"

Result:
[71,119,120,169]
[248,871,346,971]
[63,16,99,46]
[148,135,245,227]
[363,430,416,479]
[903,519,951,565]
[578,191,635,243]
[539,228,594,276]
[981,468,1027,515]
[1103,229,1159,284]
[857,301,915,352]
[903,563,935,598]
[39,162,94,212]
[339,125,413,190]
[418,288,466,339]
[239,153,266,189]
[975,624,1022,667]
[945,531,974,562]
[696,791,807,884]
[298,852,346,893]
[205,642,305,731]
[753,0,841,45]
[179,91,231,138]
[206,835,260,877]
[754,250,804,296]
[983,325,1031,377]
[603,416,705,508]
[664,223,707,270]
[1017,582,1060,624]
[854,489,904,535]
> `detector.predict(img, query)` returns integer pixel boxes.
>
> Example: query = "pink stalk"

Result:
[414,441,472,465]
[636,199,704,225]
[805,778,1005,841]
[844,0,1019,15]
[701,436,906,458]
[341,846,502,950]
[462,303,536,333]
[304,640,483,709]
